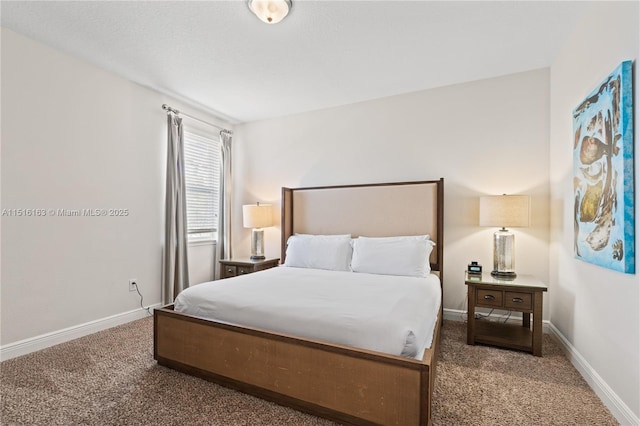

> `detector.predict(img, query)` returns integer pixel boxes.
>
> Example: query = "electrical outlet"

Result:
[129,279,137,292]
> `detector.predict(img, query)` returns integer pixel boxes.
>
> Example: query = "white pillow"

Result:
[351,235,435,278]
[284,234,352,271]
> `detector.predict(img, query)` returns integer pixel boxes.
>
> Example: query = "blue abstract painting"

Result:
[573,60,634,274]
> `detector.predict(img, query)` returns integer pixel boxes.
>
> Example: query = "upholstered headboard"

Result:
[281,179,444,275]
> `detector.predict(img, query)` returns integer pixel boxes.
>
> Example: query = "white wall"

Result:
[188,242,217,284]
[0,28,226,346]
[549,2,639,422]
[233,69,551,317]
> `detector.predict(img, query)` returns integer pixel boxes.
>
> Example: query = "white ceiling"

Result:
[1,1,590,123]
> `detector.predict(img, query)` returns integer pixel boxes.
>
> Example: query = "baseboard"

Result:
[548,323,639,426]
[443,308,551,334]
[0,304,161,362]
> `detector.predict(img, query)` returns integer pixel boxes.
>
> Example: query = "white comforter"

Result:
[174,266,441,359]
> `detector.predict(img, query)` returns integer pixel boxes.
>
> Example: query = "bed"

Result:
[154,179,444,425]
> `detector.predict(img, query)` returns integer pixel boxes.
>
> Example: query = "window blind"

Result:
[184,130,220,241]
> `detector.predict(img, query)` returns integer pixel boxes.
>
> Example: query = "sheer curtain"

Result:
[163,113,190,304]
[218,130,233,268]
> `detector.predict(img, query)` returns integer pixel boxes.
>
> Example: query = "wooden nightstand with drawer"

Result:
[219,258,280,279]
[466,273,547,356]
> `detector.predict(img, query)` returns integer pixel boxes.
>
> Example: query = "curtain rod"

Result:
[162,104,232,134]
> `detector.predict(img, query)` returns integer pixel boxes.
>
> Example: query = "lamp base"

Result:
[491,270,517,279]
[250,255,266,260]
[250,228,265,260]
[492,228,517,279]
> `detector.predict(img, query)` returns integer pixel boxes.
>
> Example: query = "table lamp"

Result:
[243,202,273,260]
[479,194,530,278]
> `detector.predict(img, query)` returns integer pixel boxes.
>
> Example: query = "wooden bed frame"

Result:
[154,179,444,425]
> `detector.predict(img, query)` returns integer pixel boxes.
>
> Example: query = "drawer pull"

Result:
[239,270,247,274]
[484,295,495,301]
[226,268,233,273]
[512,297,524,303]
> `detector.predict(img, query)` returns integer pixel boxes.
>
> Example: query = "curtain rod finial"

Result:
[162,104,179,114]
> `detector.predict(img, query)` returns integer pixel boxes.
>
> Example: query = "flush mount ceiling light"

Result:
[248,0,292,24]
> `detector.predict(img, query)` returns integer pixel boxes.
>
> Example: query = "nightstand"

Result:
[219,258,280,279]
[465,273,547,356]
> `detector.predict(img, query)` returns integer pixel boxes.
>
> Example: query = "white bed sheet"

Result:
[174,266,441,359]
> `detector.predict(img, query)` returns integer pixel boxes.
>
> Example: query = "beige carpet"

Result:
[0,318,617,425]
[432,321,617,425]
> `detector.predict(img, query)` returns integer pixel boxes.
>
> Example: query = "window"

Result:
[184,130,220,242]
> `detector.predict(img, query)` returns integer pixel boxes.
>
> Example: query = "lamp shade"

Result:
[248,0,291,24]
[479,195,530,228]
[243,203,273,229]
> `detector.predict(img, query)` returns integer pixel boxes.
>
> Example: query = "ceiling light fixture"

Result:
[248,0,292,24]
